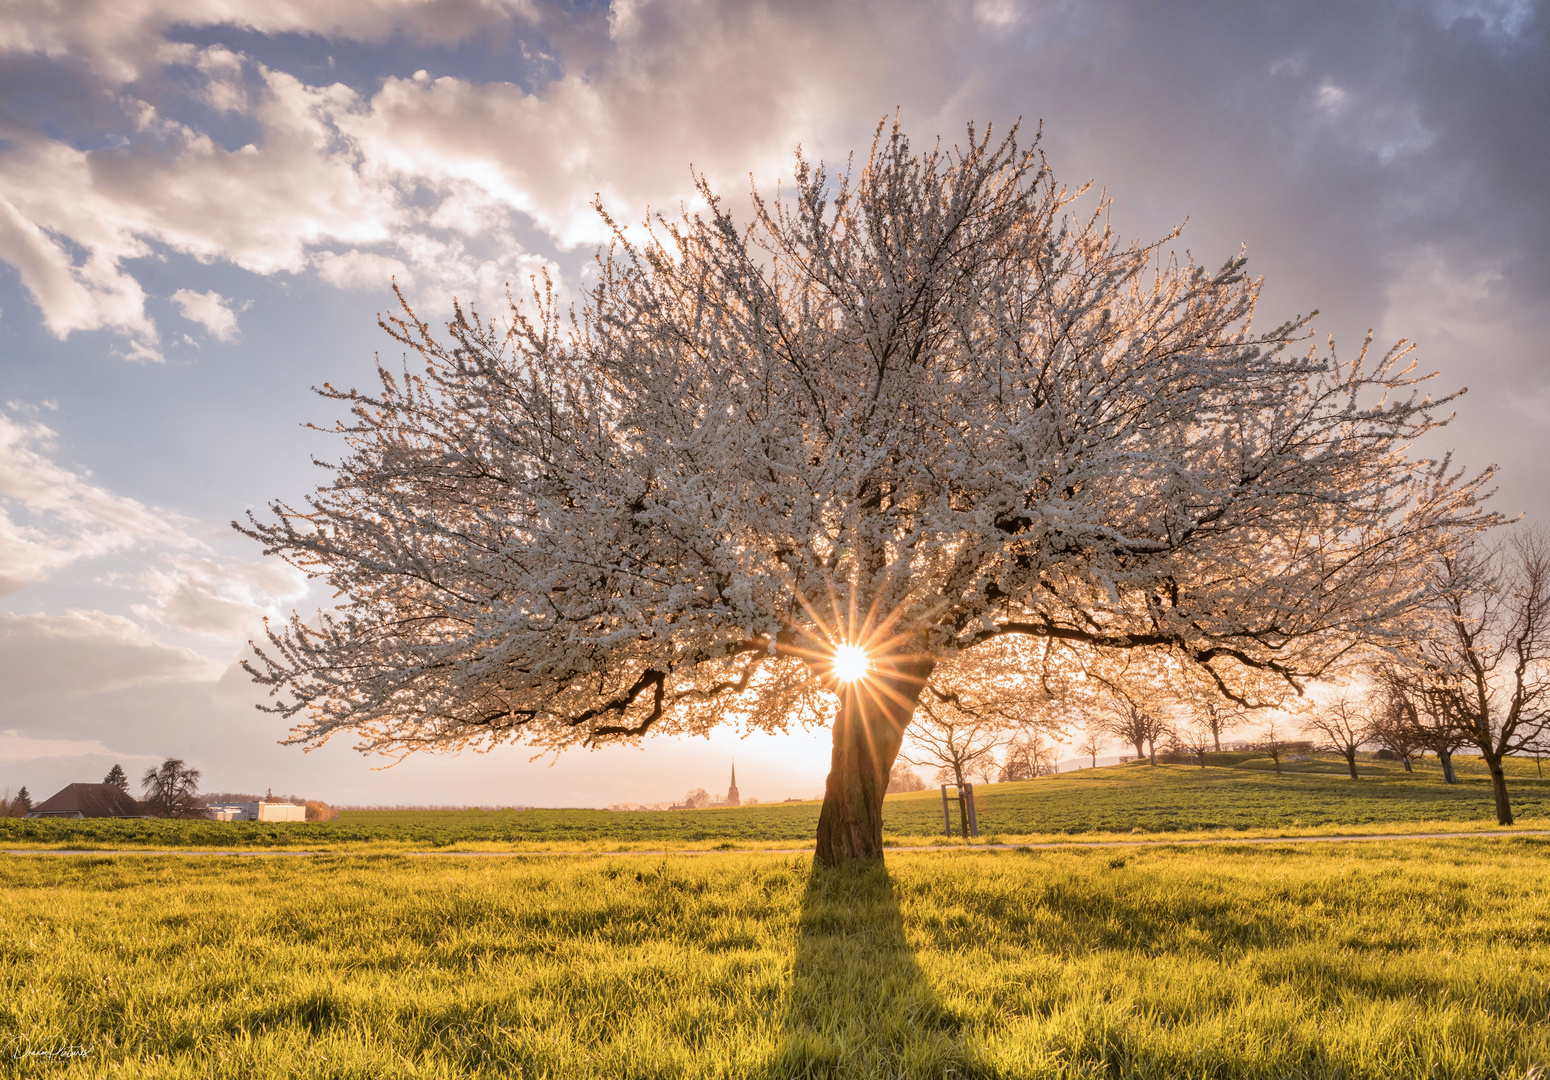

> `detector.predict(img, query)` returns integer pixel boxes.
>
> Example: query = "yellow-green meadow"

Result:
[3,839,1548,1078]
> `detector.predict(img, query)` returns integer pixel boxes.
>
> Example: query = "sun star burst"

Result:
[832,643,870,682]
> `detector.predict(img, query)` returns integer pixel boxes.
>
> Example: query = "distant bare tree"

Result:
[1390,532,1550,824]
[140,759,207,819]
[886,763,927,793]
[999,732,1058,781]
[1255,719,1294,775]
[1172,723,1215,768]
[1305,696,1375,780]
[1373,666,1462,782]
[1194,699,1247,753]
[1097,689,1170,765]
[1076,732,1105,769]
[1527,733,1549,779]
[680,788,712,809]
[900,702,1004,791]
[1367,697,1423,773]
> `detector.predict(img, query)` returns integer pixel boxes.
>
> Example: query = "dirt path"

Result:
[5,827,1549,858]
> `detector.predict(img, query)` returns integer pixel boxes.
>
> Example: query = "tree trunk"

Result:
[1147,739,1157,766]
[1131,738,1145,760]
[815,652,935,867]
[1439,749,1457,785]
[1486,754,1513,825]
[1345,748,1358,780]
[1401,754,1412,773]
[1212,727,1221,753]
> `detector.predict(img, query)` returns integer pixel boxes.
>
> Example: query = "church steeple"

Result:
[726,761,740,807]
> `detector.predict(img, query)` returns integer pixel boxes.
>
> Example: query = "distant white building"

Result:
[206,801,307,822]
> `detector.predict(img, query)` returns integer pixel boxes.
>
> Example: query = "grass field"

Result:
[1,754,1545,851]
[1,840,1547,1078]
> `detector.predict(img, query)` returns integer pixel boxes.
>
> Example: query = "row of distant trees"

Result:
[886,533,1550,822]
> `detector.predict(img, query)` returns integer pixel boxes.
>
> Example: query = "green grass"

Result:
[1,754,1545,851]
[1,842,1547,1077]
[888,753,1550,840]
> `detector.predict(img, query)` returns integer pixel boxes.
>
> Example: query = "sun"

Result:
[832,643,870,682]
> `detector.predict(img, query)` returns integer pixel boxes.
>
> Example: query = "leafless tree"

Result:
[1171,722,1215,768]
[1097,688,1170,765]
[1390,532,1550,823]
[1373,665,1463,782]
[1304,696,1374,780]
[140,759,208,819]
[886,763,927,793]
[1367,697,1424,773]
[240,118,1497,865]
[898,699,1004,791]
[1255,719,1295,775]
[1193,699,1247,753]
[999,731,1059,781]
[1076,732,1106,769]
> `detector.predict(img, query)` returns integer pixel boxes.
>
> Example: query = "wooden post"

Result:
[964,782,979,838]
[941,784,952,837]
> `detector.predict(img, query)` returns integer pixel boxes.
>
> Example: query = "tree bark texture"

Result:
[1439,749,1457,784]
[1487,758,1514,825]
[815,653,935,866]
[1344,749,1358,780]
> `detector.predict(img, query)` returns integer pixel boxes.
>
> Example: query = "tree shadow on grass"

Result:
[767,860,988,1080]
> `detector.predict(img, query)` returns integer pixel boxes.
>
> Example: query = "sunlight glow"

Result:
[832,643,870,682]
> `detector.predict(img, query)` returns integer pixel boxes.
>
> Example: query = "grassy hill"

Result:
[884,752,1550,838]
[1,752,1544,850]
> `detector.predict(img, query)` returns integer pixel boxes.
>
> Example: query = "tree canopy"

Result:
[242,120,1496,862]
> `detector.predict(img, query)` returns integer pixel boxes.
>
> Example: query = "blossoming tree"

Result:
[242,121,1495,865]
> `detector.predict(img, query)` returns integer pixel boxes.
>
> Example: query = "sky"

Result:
[0,0,1546,808]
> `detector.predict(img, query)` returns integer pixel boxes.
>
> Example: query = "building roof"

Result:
[27,782,143,818]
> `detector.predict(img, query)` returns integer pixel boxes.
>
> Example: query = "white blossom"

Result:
[241,120,1497,776]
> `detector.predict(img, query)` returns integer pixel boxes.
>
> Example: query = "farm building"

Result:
[206,801,307,822]
[26,783,143,818]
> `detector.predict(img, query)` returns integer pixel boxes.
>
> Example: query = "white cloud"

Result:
[314,249,414,291]
[1316,84,1348,114]
[0,59,403,345]
[0,610,221,695]
[136,554,308,638]
[0,412,192,594]
[0,2,938,350]
[171,288,239,341]
[973,0,1021,27]
[1427,0,1535,38]
[0,0,539,83]
[0,190,157,343]
[0,728,156,765]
